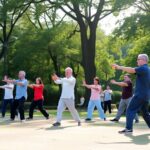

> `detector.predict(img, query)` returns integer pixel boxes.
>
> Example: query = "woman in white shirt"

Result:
[0,78,14,118]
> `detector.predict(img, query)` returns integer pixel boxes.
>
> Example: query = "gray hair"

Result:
[138,54,149,63]
[65,67,73,73]
[19,70,26,77]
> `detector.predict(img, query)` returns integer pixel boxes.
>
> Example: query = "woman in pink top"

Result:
[83,77,106,121]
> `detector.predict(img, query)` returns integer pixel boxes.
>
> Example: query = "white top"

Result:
[104,90,112,101]
[55,76,76,99]
[2,84,14,99]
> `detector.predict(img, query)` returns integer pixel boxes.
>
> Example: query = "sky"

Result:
[99,7,137,35]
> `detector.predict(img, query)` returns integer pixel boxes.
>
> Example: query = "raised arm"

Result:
[112,64,136,74]
[110,80,128,87]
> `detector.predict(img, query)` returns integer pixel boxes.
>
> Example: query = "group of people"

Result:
[0,53,150,134]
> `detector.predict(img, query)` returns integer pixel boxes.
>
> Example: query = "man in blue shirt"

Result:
[112,54,150,134]
[4,71,28,122]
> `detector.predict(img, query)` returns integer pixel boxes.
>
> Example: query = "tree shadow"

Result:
[43,125,77,131]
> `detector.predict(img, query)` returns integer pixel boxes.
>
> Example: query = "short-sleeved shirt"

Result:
[3,84,14,100]
[134,64,150,100]
[15,79,28,100]
[33,84,44,101]
[122,81,133,99]
[90,85,101,100]
[104,90,112,101]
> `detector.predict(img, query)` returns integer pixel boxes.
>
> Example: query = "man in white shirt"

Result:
[0,78,14,118]
[52,67,81,126]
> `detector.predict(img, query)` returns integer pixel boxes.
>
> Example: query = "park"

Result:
[0,0,150,150]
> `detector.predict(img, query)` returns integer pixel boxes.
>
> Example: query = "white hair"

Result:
[65,67,73,73]
[138,54,149,63]
[19,70,26,77]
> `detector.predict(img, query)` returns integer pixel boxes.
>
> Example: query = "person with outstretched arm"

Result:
[110,74,139,123]
[27,77,49,120]
[83,77,106,121]
[52,67,81,127]
[0,76,14,118]
[112,54,150,134]
[3,71,28,122]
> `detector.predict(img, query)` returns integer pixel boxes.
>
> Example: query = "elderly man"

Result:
[112,54,150,134]
[110,74,139,123]
[4,71,28,122]
[52,67,81,126]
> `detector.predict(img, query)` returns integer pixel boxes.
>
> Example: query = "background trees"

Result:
[0,0,149,106]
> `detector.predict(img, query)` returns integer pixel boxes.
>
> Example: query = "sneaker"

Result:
[21,119,26,123]
[110,118,119,122]
[85,118,92,121]
[26,117,33,120]
[118,129,133,134]
[135,120,139,123]
[53,122,61,127]
[78,122,81,126]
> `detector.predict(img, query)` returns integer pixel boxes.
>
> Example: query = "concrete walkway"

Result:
[0,117,149,150]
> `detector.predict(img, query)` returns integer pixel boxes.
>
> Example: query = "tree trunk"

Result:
[3,42,8,76]
[80,24,97,106]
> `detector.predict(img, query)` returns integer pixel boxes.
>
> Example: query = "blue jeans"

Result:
[1,99,13,117]
[126,95,150,130]
[87,100,106,119]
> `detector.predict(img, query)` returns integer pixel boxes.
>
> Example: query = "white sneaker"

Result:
[21,119,26,123]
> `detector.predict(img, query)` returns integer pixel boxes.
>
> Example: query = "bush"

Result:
[112,91,122,106]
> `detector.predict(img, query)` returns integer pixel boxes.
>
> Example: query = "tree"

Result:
[47,0,136,102]
[0,0,42,74]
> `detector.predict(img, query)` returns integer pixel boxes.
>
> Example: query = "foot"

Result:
[46,116,49,120]
[135,120,139,123]
[85,118,92,121]
[21,119,26,123]
[110,118,119,122]
[53,122,61,127]
[104,118,106,121]
[26,117,33,120]
[118,129,133,134]
[78,122,81,126]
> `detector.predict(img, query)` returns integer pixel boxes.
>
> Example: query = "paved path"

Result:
[0,117,149,150]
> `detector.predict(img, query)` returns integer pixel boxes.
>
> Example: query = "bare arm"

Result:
[111,80,128,87]
[112,64,136,74]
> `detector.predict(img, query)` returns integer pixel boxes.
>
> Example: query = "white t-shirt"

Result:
[55,76,76,99]
[2,84,14,100]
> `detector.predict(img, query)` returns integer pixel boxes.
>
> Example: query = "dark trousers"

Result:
[126,95,150,130]
[1,99,13,118]
[104,100,112,114]
[29,100,49,118]
[11,97,25,120]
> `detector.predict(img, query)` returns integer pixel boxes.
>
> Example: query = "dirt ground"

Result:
[0,117,150,150]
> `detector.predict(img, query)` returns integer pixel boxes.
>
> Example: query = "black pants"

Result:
[1,99,13,118]
[11,97,25,120]
[29,100,49,118]
[104,100,112,114]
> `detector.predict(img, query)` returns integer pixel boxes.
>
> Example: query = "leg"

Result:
[11,100,19,120]
[87,100,95,119]
[126,96,142,130]
[115,99,126,120]
[1,100,8,117]
[94,100,106,119]
[37,100,49,118]
[64,99,80,122]
[108,100,112,114]
[104,101,107,113]
[18,97,25,120]
[56,99,66,123]
[29,101,37,118]
[141,101,150,128]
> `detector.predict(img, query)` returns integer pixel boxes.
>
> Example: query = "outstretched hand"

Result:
[111,64,121,70]
[110,79,116,84]
[51,74,59,81]
[82,80,86,86]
